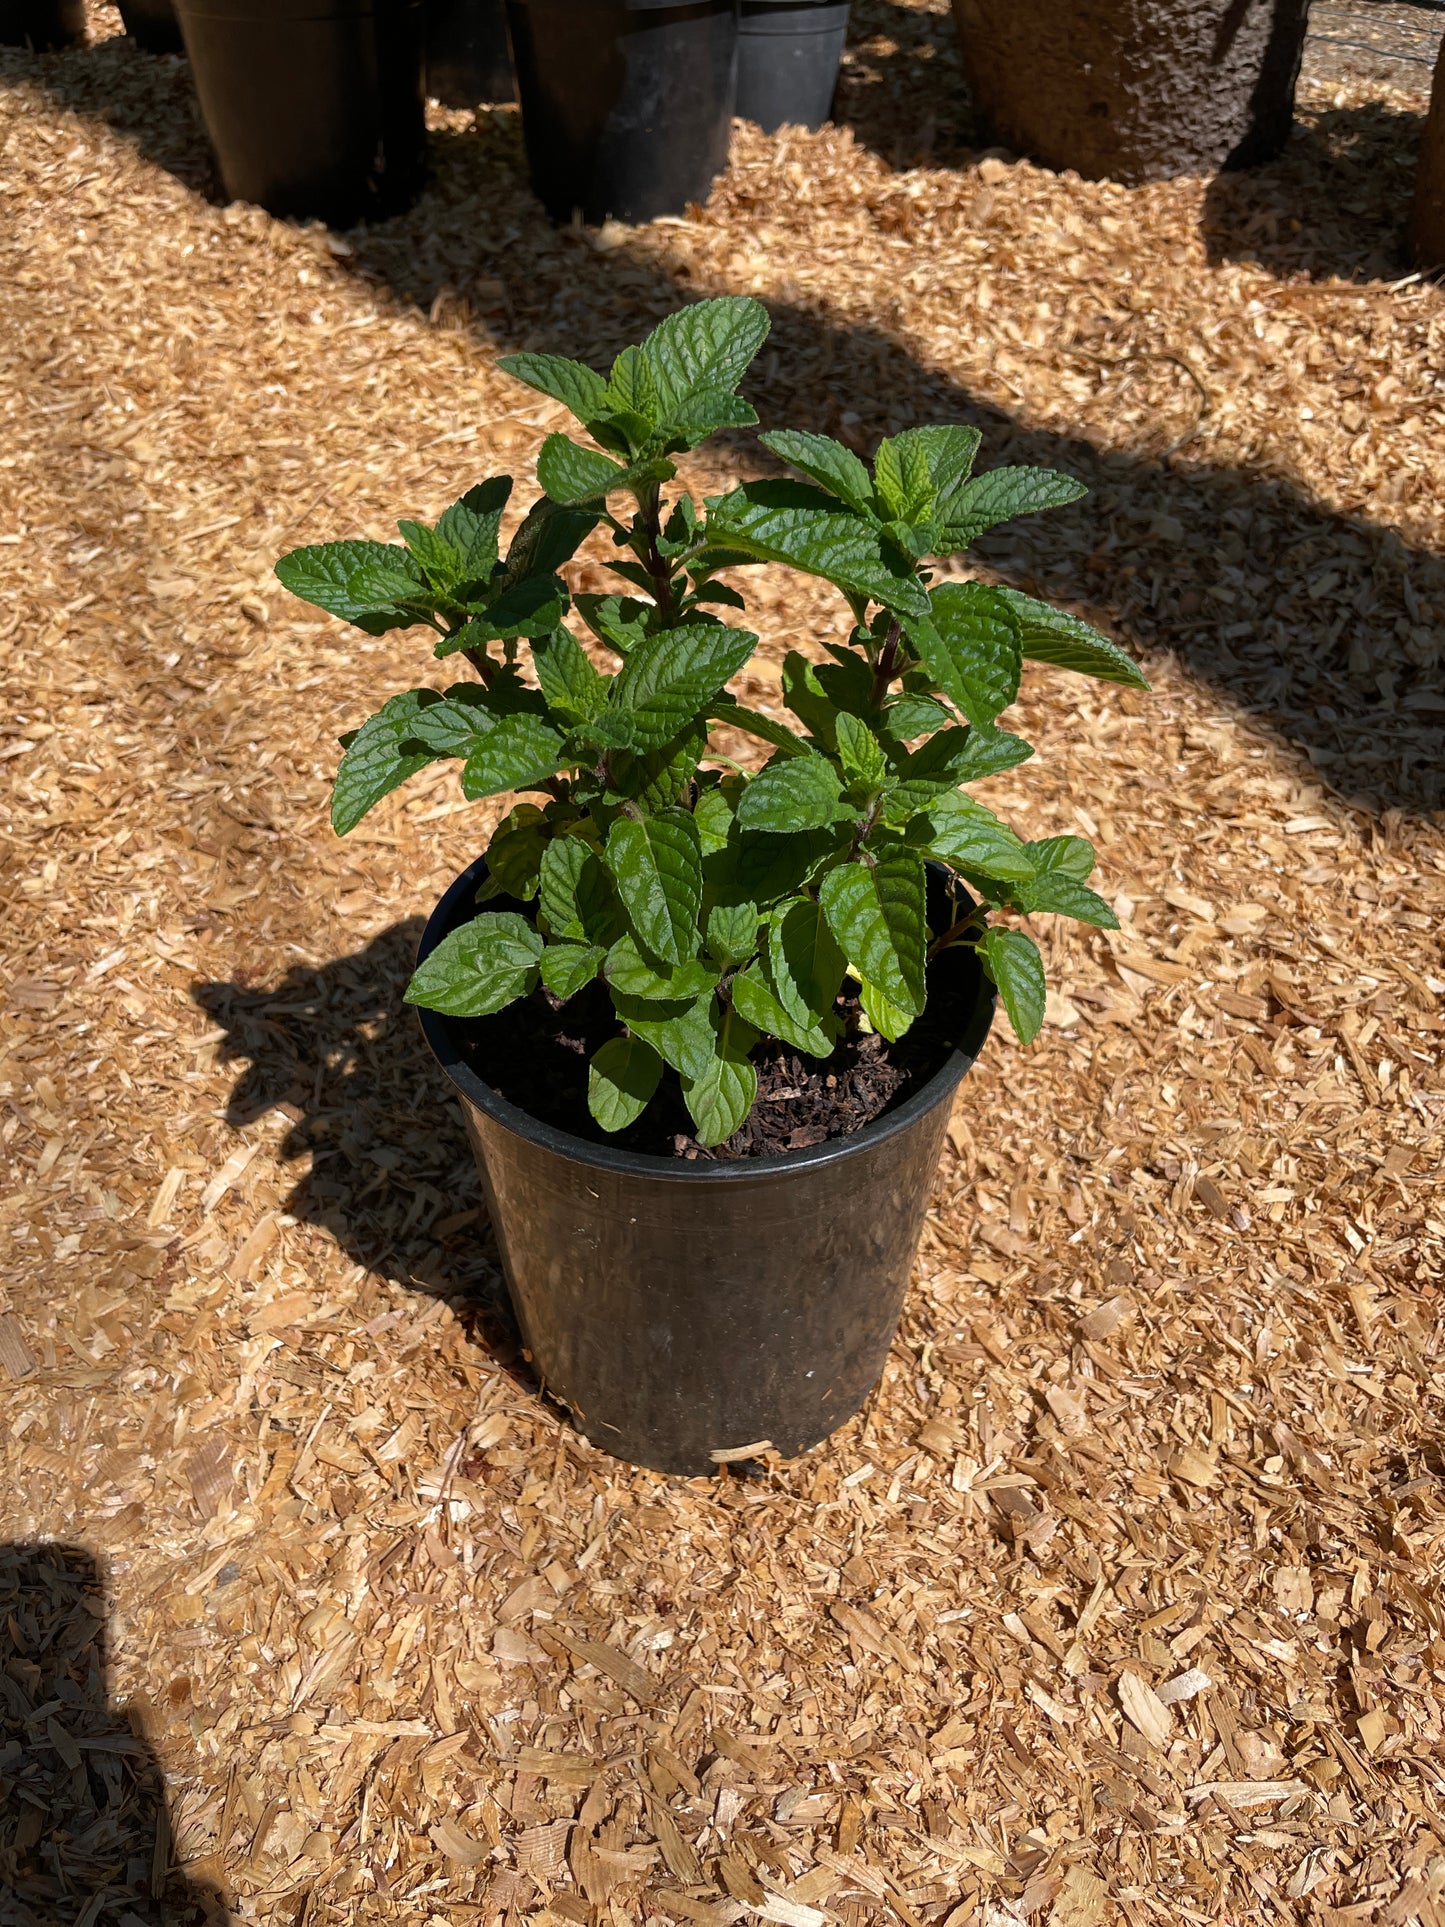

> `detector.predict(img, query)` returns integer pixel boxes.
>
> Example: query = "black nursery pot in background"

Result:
[505,0,738,224]
[736,0,847,134]
[417,855,996,1478]
[117,0,185,53]
[425,0,513,105]
[174,0,428,224]
[0,0,84,49]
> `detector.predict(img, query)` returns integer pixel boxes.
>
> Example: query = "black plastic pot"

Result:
[504,0,737,225]
[174,0,428,224]
[0,0,83,48]
[417,854,996,1477]
[117,0,185,53]
[426,0,513,102]
[737,0,847,134]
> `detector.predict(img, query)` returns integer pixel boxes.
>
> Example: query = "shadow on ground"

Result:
[0,1544,227,1927]
[833,0,981,167]
[1202,100,1426,279]
[191,930,525,1359]
[11,31,1445,817]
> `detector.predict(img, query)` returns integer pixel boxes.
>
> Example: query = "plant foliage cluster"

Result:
[277,299,1148,1146]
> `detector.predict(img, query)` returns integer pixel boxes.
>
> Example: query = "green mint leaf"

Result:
[916,792,1036,881]
[887,425,983,512]
[834,713,889,802]
[996,588,1150,688]
[538,941,606,1000]
[604,808,703,967]
[1028,835,1096,880]
[588,1034,663,1131]
[397,518,464,589]
[735,751,848,834]
[404,911,544,1017]
[769,895,847,1027]
[533,627,607,726]
[459,714,566,800]
[403,682,513,756]
[624,719,709,812]
[498,351,611,428]
[879,693,955,743]
[275,540,429,633]
[978,927,1046,1043]
[820,849,927,1020]
[944,722,1036,782]
[331,690,443,834]
[611,621,757,748]
[605,344,661,442]
[610,990,715,1080]
[710,699,811,758]
[758,429,877,517]
[501,496,597,584]
[873,432,936,528]
[538,834,620,944]
[780,651,842,748]
[909,581,1022,727]
[639,296,769,441]
[536,434,627,506]
[437,574,567,654]
[694,782,738,856]
[690,580,747,611]
[475,804,549,902]
[730,824,848,905]
[1018,875,1119,927]
[705,899,759,966]
[705,480,930,618]
[937,466,1087,550]
[573,593,650,656]
[859,975,914,1043]
[603,935,719,1002]
[730,966,832,1057]
[680,1002,759,1147]
[435,478,511,576]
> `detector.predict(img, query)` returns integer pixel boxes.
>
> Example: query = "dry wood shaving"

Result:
[1,2,1443,1923]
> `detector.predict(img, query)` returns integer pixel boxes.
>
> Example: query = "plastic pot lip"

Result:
[416,851,997,1185]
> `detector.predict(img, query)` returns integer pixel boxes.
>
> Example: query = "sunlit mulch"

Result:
[1,3,1443,1923]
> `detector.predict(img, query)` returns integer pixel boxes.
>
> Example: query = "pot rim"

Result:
[418,852,996,1184]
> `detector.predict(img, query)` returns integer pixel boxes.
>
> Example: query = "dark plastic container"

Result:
[737,0,847,134]
[0,0,84,48]
[174,0,428,224]
[417,853,995,1476]
[504,0,737,225]
[117,0,185,53]
[426,0,513,104]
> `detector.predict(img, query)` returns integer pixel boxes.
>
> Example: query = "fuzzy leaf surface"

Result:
[538,942,606,999]
[937,466,1087,549]
[735,752,848,834]
[276,540,429,633]
[331,691,442,834]
[404,912,543,1017]
[605,809,703,967]
[459,715,566,799]
[910,581,1022,727]
[758,429,876,517]
[588,1036,663,1131]
[996,588,1150,688]
[820,850,927,1019]
[704,481,930,617]
[978,927,1046,1043]
[611,621,756,747]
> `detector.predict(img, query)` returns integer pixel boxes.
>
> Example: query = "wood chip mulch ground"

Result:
[2,2,1443,1923]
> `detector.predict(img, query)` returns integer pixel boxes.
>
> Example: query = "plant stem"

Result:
[638,485,676,622]
[869,617,903,709]
[462,646,497,687]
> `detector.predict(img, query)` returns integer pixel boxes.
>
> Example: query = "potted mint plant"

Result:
[276,298,1147,1476]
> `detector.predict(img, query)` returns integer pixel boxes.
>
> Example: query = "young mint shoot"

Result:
[276,298,1149,1149]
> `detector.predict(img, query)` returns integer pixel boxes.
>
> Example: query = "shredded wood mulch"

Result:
[2,2,1443,1923]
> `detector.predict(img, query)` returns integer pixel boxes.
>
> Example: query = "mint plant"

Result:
[276,298,1148,1148]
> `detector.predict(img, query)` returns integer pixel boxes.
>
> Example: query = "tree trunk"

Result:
[951,0,1312,185]
[1408,41,1445,269]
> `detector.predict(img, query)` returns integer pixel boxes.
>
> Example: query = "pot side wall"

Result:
[951,0,1311,185]
[457,1087,957,1477]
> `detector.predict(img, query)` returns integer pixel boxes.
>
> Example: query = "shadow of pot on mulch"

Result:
[191,922,528,1371]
